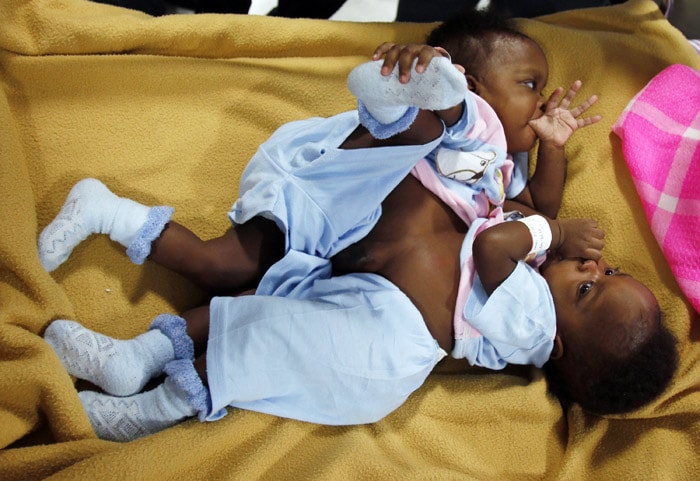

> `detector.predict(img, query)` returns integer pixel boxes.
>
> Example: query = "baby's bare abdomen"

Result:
[331,176,467,351]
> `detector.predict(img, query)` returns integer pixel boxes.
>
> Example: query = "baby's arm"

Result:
[473,216,604,295]
[512,81,601,218]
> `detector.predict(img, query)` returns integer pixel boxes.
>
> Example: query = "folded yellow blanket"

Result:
[1,0,698,479]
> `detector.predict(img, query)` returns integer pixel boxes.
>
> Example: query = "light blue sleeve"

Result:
[442,93,477,142]
[505,151,528,199]
[461,261,556,369]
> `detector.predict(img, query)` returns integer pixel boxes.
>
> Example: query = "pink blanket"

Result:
[613,64,700,314]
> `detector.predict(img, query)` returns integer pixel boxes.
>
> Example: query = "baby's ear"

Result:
[465,74,479,93]
[550,335,564,360]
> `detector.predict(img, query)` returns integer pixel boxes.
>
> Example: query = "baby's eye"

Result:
[578,281,593,297]
[604,267,618,276]
[523,80,536,90]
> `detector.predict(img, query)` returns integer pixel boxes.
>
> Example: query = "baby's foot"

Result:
[38,178,117,272]
[79,377,195,442]
[38,178,158,270]
[347,55,468,122]
[44,319,174,396]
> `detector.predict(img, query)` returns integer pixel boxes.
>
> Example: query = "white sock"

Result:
[79,376,196,442]
[38,178,150,272]
[347,56,468,124]
[44,320,174,397]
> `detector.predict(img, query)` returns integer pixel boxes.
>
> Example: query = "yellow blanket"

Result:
[1,0,698,478]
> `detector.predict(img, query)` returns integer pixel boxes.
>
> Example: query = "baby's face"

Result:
[539,256,659,354]
[473,37,549,153]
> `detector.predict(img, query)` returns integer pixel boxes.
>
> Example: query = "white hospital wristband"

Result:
[517,215,552,254]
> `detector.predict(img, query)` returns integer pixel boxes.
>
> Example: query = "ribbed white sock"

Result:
[79,376,196,442]
[44,320,174,397]
[347,56,468,124]
[38,178,150,272]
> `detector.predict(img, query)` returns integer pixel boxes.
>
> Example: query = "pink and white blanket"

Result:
[613,64,700,314]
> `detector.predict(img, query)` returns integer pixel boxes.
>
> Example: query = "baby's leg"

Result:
[78,364,207,442]
[59,306,218,441]
[149,217,283,294]
[38,178,283,293]
[339,110,446,150]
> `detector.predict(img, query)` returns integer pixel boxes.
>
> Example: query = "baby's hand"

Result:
[529,80,601,147]
[371,42,465,84]
[554,218,605,261]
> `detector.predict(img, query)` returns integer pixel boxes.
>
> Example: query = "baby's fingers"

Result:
[544,80,583,112]
[584,246,604,262]
[545,86,565,111]
[372,42,397,60]
[586,227,605,258]
[577,114,603,128]
[374,44,439,83]
[573,95,602,127]
[570,94,599,117]
[579,231,605,261]
[408,45,440,75]
[373,43,404,76]
[558,80,582,110]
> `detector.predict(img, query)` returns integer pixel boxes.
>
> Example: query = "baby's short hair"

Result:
[544,311,678,415]
[426,8,534,79]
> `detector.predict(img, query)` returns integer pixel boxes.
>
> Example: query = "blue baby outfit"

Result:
[206,100,554,425]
